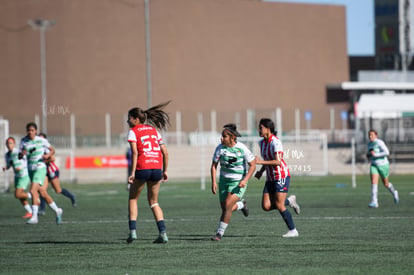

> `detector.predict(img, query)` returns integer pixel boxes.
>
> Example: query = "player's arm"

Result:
[160,143,168,181]
[239,158,256,188]
[43,145,55,161]
[3,154,11,171]
[210,161,218,194]
[128,141,138,184]
[18,141,27,159]
[373,140,390,157]
[256,152,283,166]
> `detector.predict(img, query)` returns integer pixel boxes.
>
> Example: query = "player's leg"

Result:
[276,191,298,237]
[37,169,63,224]
[262,181,277,211]
[15,186,32,218]
[51,173,77,207]
[212,194,239,241]
[38,176,48,215]
[147,179,168,243]
[379,165,398,204]
[230,182,249,217]
[27,182,40,224]
[274,177,298,237]
[369,166,380,208]
[127,178,145,243]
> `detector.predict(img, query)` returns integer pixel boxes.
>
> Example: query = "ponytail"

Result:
[128,101,171,131]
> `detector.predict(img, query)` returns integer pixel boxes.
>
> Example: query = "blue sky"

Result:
[265,0,375,56]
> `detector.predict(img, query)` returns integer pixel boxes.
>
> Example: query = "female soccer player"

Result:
[367,129,399,208]
[37,133,76,215]
[126,101,170,244]
[19,122,63,225]
[210,123,256,241]
[2,137,33,218]
[255,118,300,237]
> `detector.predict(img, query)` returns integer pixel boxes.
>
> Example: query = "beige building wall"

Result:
[0,0,349,136]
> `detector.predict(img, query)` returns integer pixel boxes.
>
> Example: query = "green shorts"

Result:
[218,178,247,202]
[28,167,47,186]
[370,164,389,179]
[15,175,31,190]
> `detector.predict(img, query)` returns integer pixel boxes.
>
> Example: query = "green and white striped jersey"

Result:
[367,138,389,167]
[19,136,50,171]
[212,142,255,181]
[5,148,28,178]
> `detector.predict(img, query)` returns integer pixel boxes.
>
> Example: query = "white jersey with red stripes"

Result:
[47,161,59,178]
[259,134,290,180]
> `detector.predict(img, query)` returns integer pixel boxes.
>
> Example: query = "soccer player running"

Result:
[211,123,256,241]
[2,137,33,218]
[367,129,399,208]
[254,118,300,238]
[19,122,63,225]
[37,133,76,215]
[126,102,170,244]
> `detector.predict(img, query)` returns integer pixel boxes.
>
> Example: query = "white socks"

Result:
[49,202,59,213]
[24,204,32,213]
[32,205,39,217]
[371,184,378,204]
[387,182,396,194]
[217,221,228,236]
[236,201,244,210]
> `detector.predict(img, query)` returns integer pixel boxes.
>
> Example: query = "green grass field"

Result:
[1,175,413,274]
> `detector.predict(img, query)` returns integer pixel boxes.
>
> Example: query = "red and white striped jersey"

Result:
[259,134,290,180]
[47,161,59,179]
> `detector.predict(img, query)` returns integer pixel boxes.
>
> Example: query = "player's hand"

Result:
[2,167,5,172]
[18,150,27,159]
[162,171,168,182]
[211,182,217,194]
[255,156,264,165]
[238,179,247,188]
[128,175,135,184]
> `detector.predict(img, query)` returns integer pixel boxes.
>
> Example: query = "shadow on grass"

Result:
[172,234,259,241]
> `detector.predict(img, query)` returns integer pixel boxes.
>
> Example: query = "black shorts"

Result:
[134,169,163,182]
[263,176,290,193]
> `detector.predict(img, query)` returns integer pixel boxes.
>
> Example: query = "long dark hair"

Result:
[128,101,171,131]
[223,123,241,138]
[259,118,277,136]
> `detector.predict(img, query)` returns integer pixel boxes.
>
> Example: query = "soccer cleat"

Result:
[282,229,299,238]
[211,233,222,241]
[241,200,249,217]
[127,232,137,244]
[56,208,63,225]
[288,195,301,215]
[368,202,379,208]
[22,212,33,219]
[26,217,38,224]
[153,232,168,243]
[393,190,399,204]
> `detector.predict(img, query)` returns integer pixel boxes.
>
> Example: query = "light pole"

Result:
[144,0,152,108]
[28,19,56,133]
